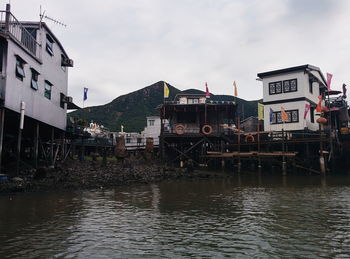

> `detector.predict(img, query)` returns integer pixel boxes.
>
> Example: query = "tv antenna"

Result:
[39,6,67,27]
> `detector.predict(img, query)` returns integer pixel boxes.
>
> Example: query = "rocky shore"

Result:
[0,156,228,193]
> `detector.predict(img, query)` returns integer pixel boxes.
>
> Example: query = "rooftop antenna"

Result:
[39,6,67,27]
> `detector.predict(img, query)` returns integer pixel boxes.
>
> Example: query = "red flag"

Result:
[304,103,311,119]
[326,73,333,89]
[205,82,210,98]
[316,95,322,112]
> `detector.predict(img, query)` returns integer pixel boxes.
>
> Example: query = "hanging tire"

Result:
[245,134,255,143]
[175,124,185,135]
[202,125,213,135]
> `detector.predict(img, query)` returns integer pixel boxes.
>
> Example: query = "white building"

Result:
[142,116,161,146]
[0,4,73,131]
[257,64,327,131]
[0,4,74,171]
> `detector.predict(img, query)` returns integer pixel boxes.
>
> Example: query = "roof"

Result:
[257,64,327,86]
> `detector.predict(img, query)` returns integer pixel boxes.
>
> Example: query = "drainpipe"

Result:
[16,101,25,175]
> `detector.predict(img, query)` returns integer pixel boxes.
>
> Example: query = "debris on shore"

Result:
[0,156,227,193]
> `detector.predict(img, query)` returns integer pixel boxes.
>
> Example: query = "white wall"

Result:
[263,101,320,131]
[142,116,161,145]
[261,70,322,131]
[4,26,69,130]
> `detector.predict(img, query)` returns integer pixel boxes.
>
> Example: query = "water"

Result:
[1,173,350,258]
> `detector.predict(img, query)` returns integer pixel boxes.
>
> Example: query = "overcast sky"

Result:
[5,0,350,107]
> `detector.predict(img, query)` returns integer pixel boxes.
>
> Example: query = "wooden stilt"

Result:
[0,108,4,174]
[16,126,22,175]
[50,127,54,165]
[34,122,39,169]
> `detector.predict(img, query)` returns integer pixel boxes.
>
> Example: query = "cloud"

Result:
[6,0,350,106]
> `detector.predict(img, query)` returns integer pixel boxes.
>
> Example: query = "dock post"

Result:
[319,127,326,174]
[0,108,4,174]
[282,129,286,175]
[50,127,54,165]
[237,118,241,173]
[33,122,39,169]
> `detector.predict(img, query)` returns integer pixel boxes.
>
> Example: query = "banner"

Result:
[258,103,264,120]
[326,73,333,89]
[316,95,322,112]
[205,82,210,98]
[233,81,238,97]
[269,108,274,124]
[304,103,311,120]
[83,87,88,101]
[164,82,170,98]
[281,107,288,121]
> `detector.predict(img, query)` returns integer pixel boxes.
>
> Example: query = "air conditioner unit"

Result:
[62,58,74,67]
[66,96,73,103]
[63,96,73,103]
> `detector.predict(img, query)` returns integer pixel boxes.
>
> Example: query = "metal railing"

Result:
[0,10,41,60]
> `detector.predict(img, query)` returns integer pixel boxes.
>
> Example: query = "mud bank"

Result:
[0,157,229,193]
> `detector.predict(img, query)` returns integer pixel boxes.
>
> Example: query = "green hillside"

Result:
[69,81,180,132]
[69,81,261,132]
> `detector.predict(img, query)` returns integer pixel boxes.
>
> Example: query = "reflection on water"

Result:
[1,174,350,258]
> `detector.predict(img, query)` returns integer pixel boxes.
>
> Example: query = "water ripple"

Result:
[1,175,350,258]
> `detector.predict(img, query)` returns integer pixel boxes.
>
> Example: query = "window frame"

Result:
[60,93,65,109]
[187,98,199,104]
[46,34,54,56]
[15,55,26,81]
[310,106,315,123]
[30,68,39,90]
[270,109,299,124]
[44,80,52,100]
[269,79,297,95]
[149,119,155,126]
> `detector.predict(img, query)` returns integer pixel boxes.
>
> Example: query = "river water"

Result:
[1,173,350,258]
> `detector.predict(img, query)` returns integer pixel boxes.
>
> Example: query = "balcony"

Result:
[0,9,41,60]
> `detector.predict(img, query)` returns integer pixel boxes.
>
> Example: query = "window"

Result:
[46,34,54,56]
[269,79,297,95]
[177,112,196,123]
[270,109,299,124]
[188,98,199,104]
[309,79,313,94]
[44,80,52,99]
[30,68,39,90]
[149,119,155,126]
[310,107,315,123]
[126,138,131,144]
[60,93,65,109]
[15,56,26,81]
[0,44,3,73]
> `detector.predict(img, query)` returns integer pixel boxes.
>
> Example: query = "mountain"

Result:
[69,81,262,132]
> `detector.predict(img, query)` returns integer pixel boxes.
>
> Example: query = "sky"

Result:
[4,0,350,107]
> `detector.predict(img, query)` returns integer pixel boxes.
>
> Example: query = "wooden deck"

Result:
[206,151,298,158]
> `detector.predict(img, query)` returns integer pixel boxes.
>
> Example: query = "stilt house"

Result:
[257,64,327,131]
[0,4,74,172]
[159,90,236,165]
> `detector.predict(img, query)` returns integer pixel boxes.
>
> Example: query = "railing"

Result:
[0,10,41,60]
